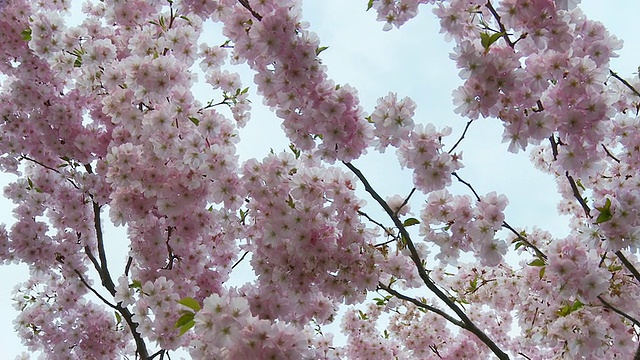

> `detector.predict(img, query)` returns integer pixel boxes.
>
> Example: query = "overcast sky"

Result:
[1,1,639,358]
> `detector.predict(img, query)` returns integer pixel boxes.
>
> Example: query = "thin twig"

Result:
[485,1,515,48]
[232,251,249,269]
[615,250,640,284]
[377,282,465,327]
[358,210,394,237]
[237,0,263,21]
[565,172,591,218]
[452,172,482,201]
[394,188,417,218]
[601,144,620,163]
[448,120,473,154]
[610,70,640,98]
[74,269,118,310]
[125,256,133,277]
[597,296,640,327]
[502,222,547,260]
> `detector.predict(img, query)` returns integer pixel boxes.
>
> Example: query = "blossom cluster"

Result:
[190,290,328,359]
[240,152,380,324]
[420,189,509,266]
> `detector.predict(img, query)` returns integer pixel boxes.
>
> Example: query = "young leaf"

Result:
[403,218,420,227]
[528,258,546,267]
[175,313,195,335]
[21,29,32,41]
[178,297,201,312]
[316,46,329,55]
[366,0,374,11]
[480,31,505,51]
[595,198,613,224]
[115,312,122,326]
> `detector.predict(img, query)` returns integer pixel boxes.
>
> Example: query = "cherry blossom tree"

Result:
[0,0,639,359]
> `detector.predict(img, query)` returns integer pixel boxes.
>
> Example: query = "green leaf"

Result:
[366,0,374,11]
[480,31,505,51]
[556,300,583,317]
[403,217,420,227]
[528,258,546,267]
[316,46,329,55]
[178,297,201,312]
[289,143,301,159]
[27,178,34,190]
[21,28,32,41]
[539,266,545,279]
[74,56,82,68]
[129,280,142,289]
[188,116,200,126]
[175,313,195,336]
[115,312,122,326]
[595,198,613,224]
[357,309,368,320]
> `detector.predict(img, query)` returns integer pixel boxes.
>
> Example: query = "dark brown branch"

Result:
[601,144,620,163]
[610,70,640,98]
[485,1,515,48]
[237,0,263,21]
[448,120,473,154]
[452,172,482,202]
[84,245,102,275]
[597,296,640,327]
[74,269,118,310]
[565,172,591,218]
[358,210,395,237]
[93,201,117,295]
[232,251,249,269]
[502,222,547,260]
[74,268,150,358]
[20,155,80,189]
[344,161,510,360]
[125,256,133,276]
[615,250,640,284]
[549,136,559,161]
[394,187,417,218]
[377,282,465,328]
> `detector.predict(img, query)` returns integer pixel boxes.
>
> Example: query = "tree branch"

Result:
[448,120,473,154]
[74,269,118,310]
[344,161,510,360]
[237,0,263,21]
[615,250,640,284]
[610,70,640,98]
[565,172,591,218]
[502,222,547,260]
[92,201,117,295]
[597,296,640,327]
[485,1,515,48]
[377,282,465,328]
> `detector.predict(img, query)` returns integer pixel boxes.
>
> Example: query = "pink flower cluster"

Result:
[397,124,463,193]
[216,2,372,162]
[13,272,129,359]
[190,290,321,359]
[240,152,380,323]
[420,190,509,265]
[370,0,436,31]
[371,92,416,152]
